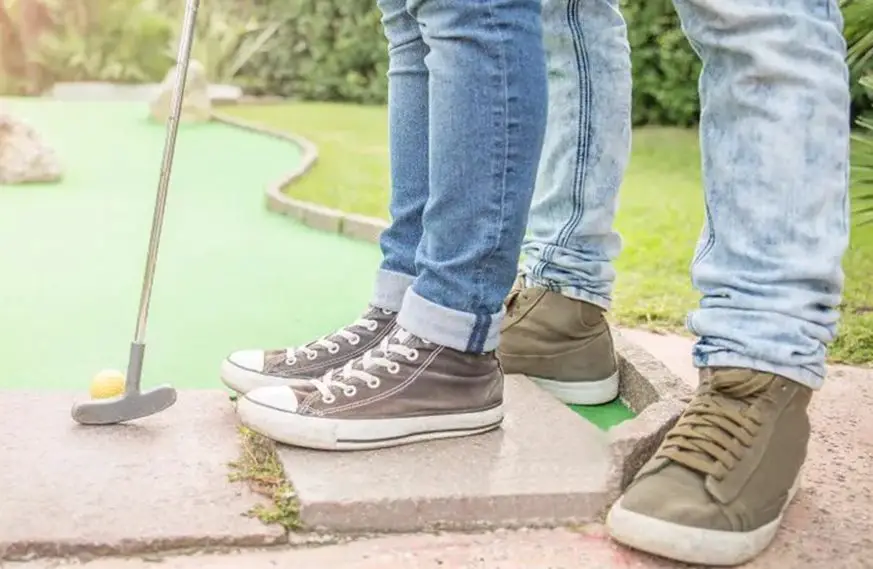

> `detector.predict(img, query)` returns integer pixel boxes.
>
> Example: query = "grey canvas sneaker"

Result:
[220,306,397,394]
[237,327,505,450]
[498,275,619,405]
[606,367,812,566]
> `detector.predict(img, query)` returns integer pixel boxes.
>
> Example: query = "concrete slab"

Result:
[277,374,614,532]
[616,328,697,389]
[606,329,692,492]
[0,391,285,561]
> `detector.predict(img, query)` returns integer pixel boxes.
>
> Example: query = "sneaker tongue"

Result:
[392,328,411,343]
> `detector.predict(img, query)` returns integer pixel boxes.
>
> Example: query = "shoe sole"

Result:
[219,359,312,395]
[530,371,619,405]
[237,397,505,451]
[605,472,803,566]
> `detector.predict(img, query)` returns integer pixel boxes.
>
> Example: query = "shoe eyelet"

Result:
[284,357,296,366]
[367,379,381,389]
[328,344,340,354]
[406,349,419,362]
[343,386,357,397]
[367,322,379,331]
[322,394,336,404]
[348,334,361,345]
[382,309,393,315]
[388,362,400,374]
[306,352,318,361]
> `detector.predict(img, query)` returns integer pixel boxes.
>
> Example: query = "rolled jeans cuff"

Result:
[371,269,414,312]
[398,287,504,353]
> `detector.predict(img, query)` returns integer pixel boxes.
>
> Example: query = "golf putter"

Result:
[71,0,200,425]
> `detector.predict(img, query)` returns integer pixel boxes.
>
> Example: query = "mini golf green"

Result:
[0,98,633,429]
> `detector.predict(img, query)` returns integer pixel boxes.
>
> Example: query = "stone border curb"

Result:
[605,330,694,495]
[210,112,389,245]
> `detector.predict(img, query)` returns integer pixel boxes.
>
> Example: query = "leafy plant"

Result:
[845,0,873,120]
[621,0,701,126]
[853,76,873,226]
[240,0,389,104]
[845,0,873,78]
[846,0,873,225]
[163,0,281,84]
[28,0,175,83]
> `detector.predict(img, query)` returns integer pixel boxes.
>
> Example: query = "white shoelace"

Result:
[309,329,420,404]
[284,310,393,365]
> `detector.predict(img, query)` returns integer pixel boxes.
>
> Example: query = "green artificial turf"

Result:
[0,99,381,390]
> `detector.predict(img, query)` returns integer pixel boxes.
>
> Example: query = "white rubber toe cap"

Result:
[221,350,312,395]
[245,386,299,413]
[220,350,269,395]
[227,349,265,372]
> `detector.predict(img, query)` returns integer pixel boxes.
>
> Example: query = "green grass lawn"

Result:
[221,102,873,366]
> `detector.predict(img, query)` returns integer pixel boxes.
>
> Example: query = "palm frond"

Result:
[853,75,873,226]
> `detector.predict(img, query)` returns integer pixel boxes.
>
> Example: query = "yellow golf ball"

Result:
[90,369,126,399]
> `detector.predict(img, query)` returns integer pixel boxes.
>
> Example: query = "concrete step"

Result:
[0,392,285,559]
[277,374,614,533]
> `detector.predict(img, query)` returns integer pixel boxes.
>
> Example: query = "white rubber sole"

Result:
[219,359,311,395]
[530,371,619,405]
[237,397,505,451]
[606,474,802,566]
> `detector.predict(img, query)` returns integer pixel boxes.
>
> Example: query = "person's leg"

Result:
[371,0,432,312]
[219,0,429,395]
[607,0,850,565]
[237,0,549,450]
[397,0,548,352]
[498,0,631,404]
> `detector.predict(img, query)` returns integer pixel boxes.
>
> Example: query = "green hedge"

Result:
[242,0,388,104]
[243,0,704,125]
[243,0,873,126]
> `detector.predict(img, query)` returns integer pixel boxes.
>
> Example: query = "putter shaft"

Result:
[133,0,200,346]
[70,0,198,425]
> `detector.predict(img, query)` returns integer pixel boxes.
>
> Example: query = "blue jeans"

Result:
[371,0,548,353]
[521,0,850,389]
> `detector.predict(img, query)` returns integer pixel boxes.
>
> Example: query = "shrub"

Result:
[28,0,175,84]
[241,0,388,104]
[161,0,281,85]
[622,0,700,126]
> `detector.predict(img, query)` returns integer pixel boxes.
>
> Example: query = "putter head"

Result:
[71,385,177,425]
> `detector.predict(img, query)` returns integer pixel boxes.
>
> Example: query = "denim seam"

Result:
[686,33,715,270]
[469,0,510,353]
[552,0,593,248]
[468,313,493,353]
[692,203,716,267]
[532,0,591,282]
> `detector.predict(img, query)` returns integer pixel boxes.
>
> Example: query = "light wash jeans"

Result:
[371,0,548,353]
[521,0,851,389]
